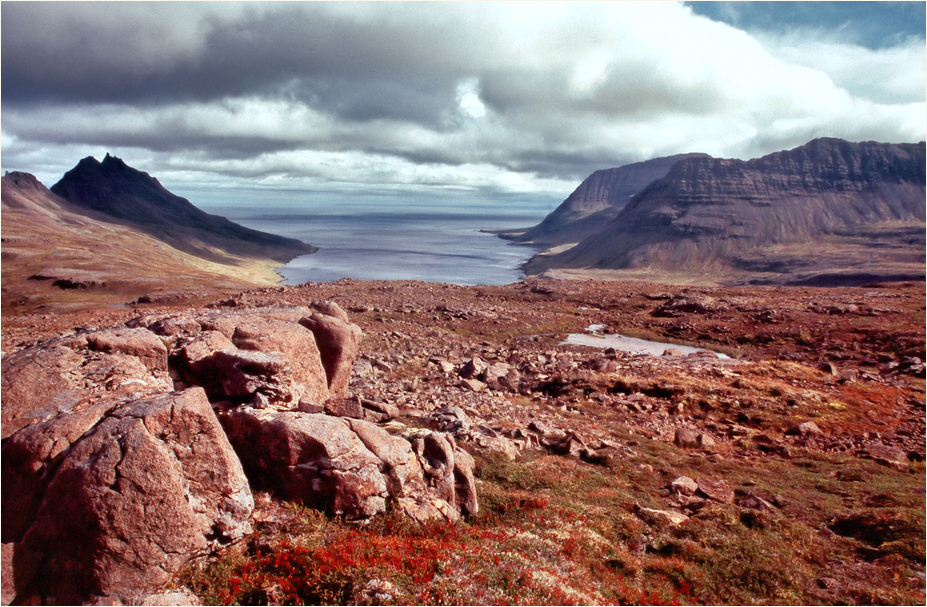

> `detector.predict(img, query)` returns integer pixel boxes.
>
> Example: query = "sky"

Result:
[2,1,925,204]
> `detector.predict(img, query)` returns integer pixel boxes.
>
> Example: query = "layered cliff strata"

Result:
[524,138,926,285]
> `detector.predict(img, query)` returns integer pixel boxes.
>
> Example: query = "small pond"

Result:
[562,324,729,359]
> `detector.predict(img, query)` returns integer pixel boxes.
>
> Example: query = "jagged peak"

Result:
[101,153,128,168]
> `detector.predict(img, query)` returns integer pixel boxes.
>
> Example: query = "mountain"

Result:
[524,138,926,285]
[50,154,317,265]
[510,153,707,248]
[2,171,87,220]
[2,170,296,312]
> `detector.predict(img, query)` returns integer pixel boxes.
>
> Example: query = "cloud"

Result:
[2,1,924,197]
[760,35,926,105]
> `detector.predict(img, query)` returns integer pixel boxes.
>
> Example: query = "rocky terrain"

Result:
[1,276,924,605]
[522,138,926,286]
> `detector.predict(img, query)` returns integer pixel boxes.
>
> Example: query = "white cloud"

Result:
[760,34,926,105]
[456,79,487,119]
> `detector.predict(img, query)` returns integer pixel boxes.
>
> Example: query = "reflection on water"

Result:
[563,325,729,359]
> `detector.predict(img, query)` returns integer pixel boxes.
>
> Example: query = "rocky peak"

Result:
[49,155,317,264]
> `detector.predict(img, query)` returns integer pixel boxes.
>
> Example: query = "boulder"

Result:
[653,294,718,317]
[1,331,173,440]
[481,362,512,389]
[696,477,735,504]
[177,305,363,407]
[175,315,336,408]
[460,378,487,392]
[860,443,909,471]
[85,327,168,372]
[633,505,689,527]
[2,398,121,543]
[10,389,252,605]
[176,330,236,381]
[142,314,203,339]
[233,317,330,405]
[346,418,425,497]
[220,409,477,521]
[671,476,700,496]
[788,421,824,437]
[1,341,92,440]
[325,397,365,419]
[221,409,386,518]
[196,306,313,337]
[673,427,700,449]
[298,304,364,401]
[408,431,478,517]
[308,299,351,323]
[458,357,488,379]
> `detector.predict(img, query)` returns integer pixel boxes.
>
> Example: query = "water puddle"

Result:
[563,325,729,359]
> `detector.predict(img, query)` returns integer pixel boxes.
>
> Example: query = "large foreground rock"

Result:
[221,408,478,521]
[167,303,361,409]
[1,302,478,603]
[4,389,252,605]
[1,328,171,440]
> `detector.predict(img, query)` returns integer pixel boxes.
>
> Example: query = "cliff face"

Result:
[514,153,707,248]
[526,138,926,284]
[50,155,317,264]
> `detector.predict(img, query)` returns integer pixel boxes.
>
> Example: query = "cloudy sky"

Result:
[2,1,924,204]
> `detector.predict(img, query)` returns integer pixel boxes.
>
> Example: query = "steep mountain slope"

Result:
[511,153,707,248]
[50,154,317,265]
[2,171,287,313]
[525,138,926,285]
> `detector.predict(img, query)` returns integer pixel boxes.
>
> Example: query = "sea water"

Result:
[191,190,554,286]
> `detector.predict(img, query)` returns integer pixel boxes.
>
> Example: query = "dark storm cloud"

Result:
[1,2,472,124]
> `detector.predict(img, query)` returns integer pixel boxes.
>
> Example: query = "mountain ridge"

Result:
[1,167,296,312]
[509,152,709,248]
[50,154,317,265]
[523,138,926,285]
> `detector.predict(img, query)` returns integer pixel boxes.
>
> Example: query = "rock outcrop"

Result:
[1,324,252,604]
[49,154,317,265]
[221,410,477,522]
[525,138,926,284]
[1,302,479,604]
